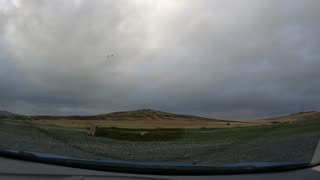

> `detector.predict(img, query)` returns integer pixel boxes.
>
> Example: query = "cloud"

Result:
[0,0,320,119]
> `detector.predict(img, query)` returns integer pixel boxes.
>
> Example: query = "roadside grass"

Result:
[0,118,43,137]
[179,119,320,144]
[43,118,320,144]
[96,128,187,141]
[1,118,320,145]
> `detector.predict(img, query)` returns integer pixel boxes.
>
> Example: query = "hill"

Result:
[32,109,231,122]
[0,110,20,117]
[252,111,320,124]
[30,109,250,129]
[96,109,233,122]
[24,109,320,129]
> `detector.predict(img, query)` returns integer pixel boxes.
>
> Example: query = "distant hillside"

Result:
[0,110,20,117]
[254,111,320,124]
[12,109,319,129]
[96,109,229,121]
[31,109,234,122]
[24,109,320,129]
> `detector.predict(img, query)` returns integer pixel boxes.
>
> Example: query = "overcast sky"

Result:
[0,0,320,120]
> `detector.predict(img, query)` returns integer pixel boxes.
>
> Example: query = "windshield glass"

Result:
[0,0,320,174]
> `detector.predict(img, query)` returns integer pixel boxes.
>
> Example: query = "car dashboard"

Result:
[0,156,320,180]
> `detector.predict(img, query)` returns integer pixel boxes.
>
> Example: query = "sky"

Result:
[0,0,320,120]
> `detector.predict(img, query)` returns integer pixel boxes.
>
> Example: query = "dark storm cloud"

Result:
[0,0,320,119]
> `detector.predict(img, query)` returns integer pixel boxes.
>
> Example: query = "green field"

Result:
[90,119,320,144]
[1,110,320,145]
[2,117,319,145]
[1,115,320,163]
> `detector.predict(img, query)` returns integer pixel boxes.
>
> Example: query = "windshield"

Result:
[0,0,320,174]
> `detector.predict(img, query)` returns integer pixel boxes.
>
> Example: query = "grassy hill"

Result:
[0,110,20,117]
[31,109,228,121]
[1,109,319,144]
[28,109,251,129]
[5,109,320,129]
[253,111,320,124]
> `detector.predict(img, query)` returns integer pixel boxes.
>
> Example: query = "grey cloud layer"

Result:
[0,0,319,119]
